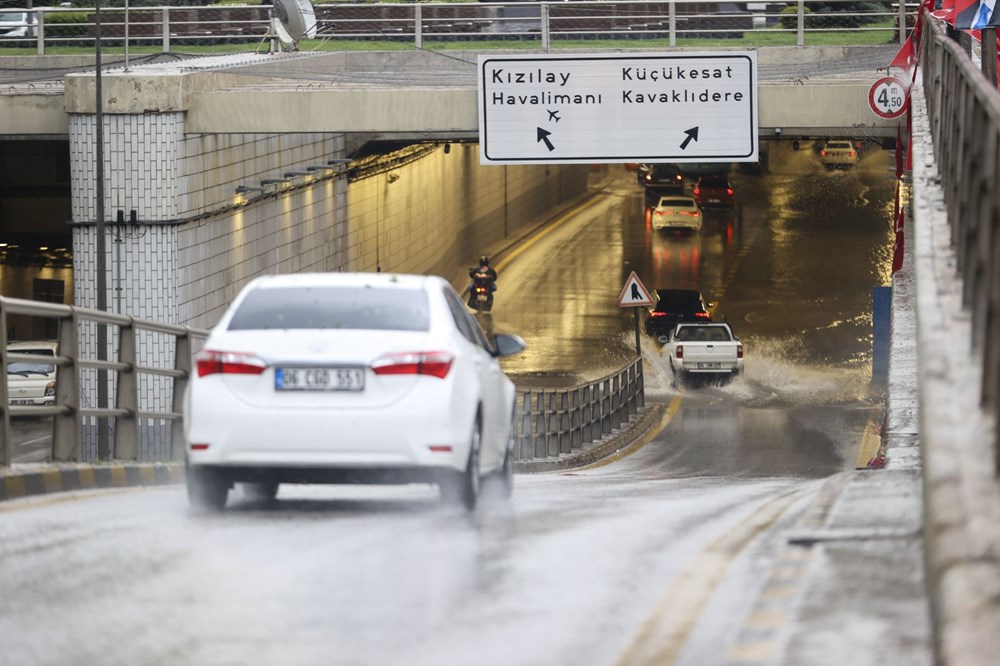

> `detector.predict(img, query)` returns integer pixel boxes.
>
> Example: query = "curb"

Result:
[0,463,184,502]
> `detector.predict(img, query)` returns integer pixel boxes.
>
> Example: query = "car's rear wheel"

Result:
[498,412,516,500]
[187,466,229,511]
[441,414,482,510]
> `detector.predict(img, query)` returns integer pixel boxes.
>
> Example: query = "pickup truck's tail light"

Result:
[737,343,744,359]
[372,351,454,379]
[676,345,683,359]
[196,350,268,377]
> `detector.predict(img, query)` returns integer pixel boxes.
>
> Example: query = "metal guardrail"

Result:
[1,292,643,467]
[0,296,208,466]
[920,17,1000,474]
[0,1,918,55]
[514,358,644,461]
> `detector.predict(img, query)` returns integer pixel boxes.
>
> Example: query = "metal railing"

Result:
[919,17,1000,473]
[0,1,918,56]
[0,296,208,466]
[514,357,644,461]
[1,292,644,467]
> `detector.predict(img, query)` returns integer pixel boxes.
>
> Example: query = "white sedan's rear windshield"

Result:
[227,287,430,331]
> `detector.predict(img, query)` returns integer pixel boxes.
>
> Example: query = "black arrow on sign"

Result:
[680,127,699,150]
[537,127,555,152]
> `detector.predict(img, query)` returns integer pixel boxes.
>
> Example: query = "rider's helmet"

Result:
[479,256,490,266]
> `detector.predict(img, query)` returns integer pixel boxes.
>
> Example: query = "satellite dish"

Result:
[270,0,317,49]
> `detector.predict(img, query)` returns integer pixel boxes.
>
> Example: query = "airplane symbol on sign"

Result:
[547,109,561,122]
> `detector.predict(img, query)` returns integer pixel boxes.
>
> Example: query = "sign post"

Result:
[478,52,758,165]
[617,272,655,356]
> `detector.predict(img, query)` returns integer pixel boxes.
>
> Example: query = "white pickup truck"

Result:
[662,322,743,386]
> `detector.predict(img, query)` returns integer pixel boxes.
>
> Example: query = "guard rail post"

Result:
[53,309,80,462]
[569,387,583,451]
[601,378,612,436]
[162,8,171,54]
[611,375,622,430]
[36,10,45,56]
[797,0,805,47]
[541,3,550,53]
[414,4,422,50]
[114,319,139,461]
[534,391,546,458]
[668,1,676,48]
[171,329,193,461]
[581,384,594,444]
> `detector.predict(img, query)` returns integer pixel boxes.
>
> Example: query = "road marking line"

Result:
[573,397,682,471]
[745,609,788,629]
[616,487,810,666]
[495,195,608,272]
[0,486,160,513]
[854,419,882,468]
[727,640,780,661]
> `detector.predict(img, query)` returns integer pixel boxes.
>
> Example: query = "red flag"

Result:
[892,207,906,273]
[890,34,916,75]
[892,229,905,273]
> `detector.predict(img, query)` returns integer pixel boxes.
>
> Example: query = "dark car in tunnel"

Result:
[644,289,712,337]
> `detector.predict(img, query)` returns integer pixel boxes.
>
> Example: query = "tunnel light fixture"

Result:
[284,171,312,178]
[236,185,265,194]
[327,159,352,166]
[260,178,290,186]
[306,164,332,172]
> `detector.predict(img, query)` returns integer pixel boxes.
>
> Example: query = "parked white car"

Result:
[6,341,58,407]
[183,272,526,511]
[0,11,37,39]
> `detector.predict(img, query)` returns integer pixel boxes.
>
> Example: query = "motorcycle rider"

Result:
[468,256,498,310]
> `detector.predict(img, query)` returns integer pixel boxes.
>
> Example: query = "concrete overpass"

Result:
[2,46,902,140]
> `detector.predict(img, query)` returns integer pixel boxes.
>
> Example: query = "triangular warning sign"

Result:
[618,271,654,307]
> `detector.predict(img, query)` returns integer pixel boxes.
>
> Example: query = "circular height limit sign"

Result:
[868,76,909,119]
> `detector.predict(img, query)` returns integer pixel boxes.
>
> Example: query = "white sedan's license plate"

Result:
[697,362,723,369]
[276,367,365,392]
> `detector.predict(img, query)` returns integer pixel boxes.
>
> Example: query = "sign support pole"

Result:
[634,309,641,357]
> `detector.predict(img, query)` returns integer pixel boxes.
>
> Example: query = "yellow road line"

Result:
[495,196,604,272]
[0,486,164,513]
[573,397,683,471]
[854,419,883,469]
[615,487,811,666]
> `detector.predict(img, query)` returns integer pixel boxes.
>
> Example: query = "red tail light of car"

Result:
[676,345,684,359]
[726,187,735,196]
[196,350,268,377]
[849,150,856,157]
[693,185,701,196]
[372,351,454,379]
[737,343,744,359]
[821,150,828,157]
[695,311,710,319]
[650,311,668,317]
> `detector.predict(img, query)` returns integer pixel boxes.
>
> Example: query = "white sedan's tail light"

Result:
[196,350,268,377]
[372,351,454,379]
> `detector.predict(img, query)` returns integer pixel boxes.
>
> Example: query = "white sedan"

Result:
[650,195,703,232]
[183,272,525,511]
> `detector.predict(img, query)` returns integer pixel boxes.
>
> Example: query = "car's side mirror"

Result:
[658,335,670,344]
[492,333,526,358]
